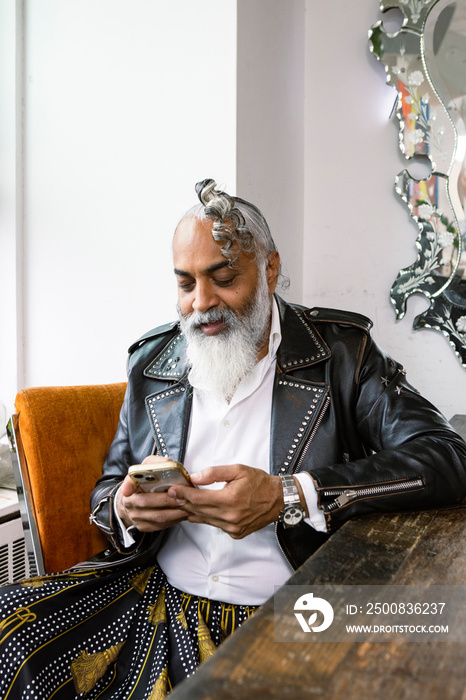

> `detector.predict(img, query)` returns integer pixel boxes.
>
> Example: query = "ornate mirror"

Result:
[369,0,466,368]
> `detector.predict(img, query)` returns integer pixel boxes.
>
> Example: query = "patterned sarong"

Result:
[0,563,256,699]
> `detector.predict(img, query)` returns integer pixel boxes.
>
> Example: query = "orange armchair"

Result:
[9,383,127,575]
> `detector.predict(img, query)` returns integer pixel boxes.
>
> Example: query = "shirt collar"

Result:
[268,296,282,362]
[226,296,280,406]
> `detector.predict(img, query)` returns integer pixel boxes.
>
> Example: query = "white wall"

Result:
[0,0,22,417]
[1,0,465,420]
[237,0,305,300]
[3,0,237,411]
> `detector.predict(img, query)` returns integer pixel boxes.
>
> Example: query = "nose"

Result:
[191,279,219,313]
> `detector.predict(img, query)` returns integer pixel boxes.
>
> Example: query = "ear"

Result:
[266,251,280,294]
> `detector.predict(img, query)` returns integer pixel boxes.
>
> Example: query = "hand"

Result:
[166,464,286,539]
[116,456,189,532]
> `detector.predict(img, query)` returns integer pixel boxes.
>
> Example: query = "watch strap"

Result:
[278,474,305,528]
[280,475,299,505]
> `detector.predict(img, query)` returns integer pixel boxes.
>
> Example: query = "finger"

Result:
[185,513,248,539]
[166,483,228,508]
[129,510,189,532]
[141,455,173,465]
[166,484,197,502]
[117,484,187,529]
[128,505,188,522]
[190,465,240,486]
[128,490,190,510]
[120,475,138,497]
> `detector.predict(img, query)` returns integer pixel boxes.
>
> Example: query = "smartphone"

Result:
[128,461,193,492]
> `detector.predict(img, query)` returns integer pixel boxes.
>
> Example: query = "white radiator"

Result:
[0,516,34,585]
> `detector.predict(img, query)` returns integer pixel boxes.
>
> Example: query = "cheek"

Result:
[177,293,192,316]
[218,290,241,311]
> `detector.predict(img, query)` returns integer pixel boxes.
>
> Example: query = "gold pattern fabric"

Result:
[0,563,257,699]
[197,609,217,663]
[0,607,36,644]
[19,575,51,589]
[71,642,125,694]
[220,604,240,640]
[131,566,156,594]
[176,607,188,629]
[148,586,167,626]
[149,667,170,700]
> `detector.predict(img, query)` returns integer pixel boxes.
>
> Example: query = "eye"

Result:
[214,276,236,287]
[177,280,195,292]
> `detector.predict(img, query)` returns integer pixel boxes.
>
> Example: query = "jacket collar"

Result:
[143,295,330,381]
[143,331,186,380]
[275,295,331,372]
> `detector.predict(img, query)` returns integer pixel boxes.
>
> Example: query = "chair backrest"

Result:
[10,383,127,575]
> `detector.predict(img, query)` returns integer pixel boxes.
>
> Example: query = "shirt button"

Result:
[211,574,219,582]
[223,419,230,427]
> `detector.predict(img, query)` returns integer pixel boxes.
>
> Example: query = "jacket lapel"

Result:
[271,297,331,475]
[143,331,192,461]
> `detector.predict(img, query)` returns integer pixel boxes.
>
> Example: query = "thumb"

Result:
[190,465,235,486]
[120,474,138,497]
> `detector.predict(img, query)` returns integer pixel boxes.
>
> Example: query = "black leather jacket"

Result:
[89,296,466,571]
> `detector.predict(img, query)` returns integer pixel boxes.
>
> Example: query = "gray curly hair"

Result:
[179,178,288,287]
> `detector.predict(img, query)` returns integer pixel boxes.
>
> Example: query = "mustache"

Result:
[179,306,238,332]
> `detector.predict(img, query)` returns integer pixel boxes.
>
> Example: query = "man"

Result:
[1,179,466,699]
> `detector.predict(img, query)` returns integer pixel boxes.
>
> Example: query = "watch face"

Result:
[283,506,304,527]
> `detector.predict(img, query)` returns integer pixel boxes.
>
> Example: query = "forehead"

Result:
[173,217,253,272]
[173,217,222,260]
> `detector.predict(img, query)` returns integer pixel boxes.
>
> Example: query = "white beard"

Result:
[178,270,272,401]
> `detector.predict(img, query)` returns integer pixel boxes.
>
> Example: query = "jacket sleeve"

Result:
[89,361,160,554]
[89,323,181,555]
[309,335,466,532]
[89,387,135,551]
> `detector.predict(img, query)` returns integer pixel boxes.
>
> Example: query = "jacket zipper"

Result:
[323,476,424,512]
[275,393,331,570]
[293,395,330,474]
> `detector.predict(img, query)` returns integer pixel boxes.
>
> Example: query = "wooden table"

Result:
[169,507,466,700]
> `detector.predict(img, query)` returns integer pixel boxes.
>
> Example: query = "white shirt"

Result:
[118,299,326,605]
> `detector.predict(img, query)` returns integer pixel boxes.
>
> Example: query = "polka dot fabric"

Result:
[0,564,256,699]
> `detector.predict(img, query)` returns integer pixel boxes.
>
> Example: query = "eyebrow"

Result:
[174,261,231,277]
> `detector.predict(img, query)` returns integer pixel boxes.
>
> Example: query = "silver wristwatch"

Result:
[278,475,305,528]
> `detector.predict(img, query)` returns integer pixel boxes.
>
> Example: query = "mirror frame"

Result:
[369,0,466,369]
